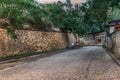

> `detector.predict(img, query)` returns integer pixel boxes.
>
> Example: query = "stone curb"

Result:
[103,46,120,66]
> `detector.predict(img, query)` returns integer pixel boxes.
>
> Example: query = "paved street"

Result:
[0,46,120,80]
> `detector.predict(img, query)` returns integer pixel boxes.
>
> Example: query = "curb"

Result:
[103,46,120,66]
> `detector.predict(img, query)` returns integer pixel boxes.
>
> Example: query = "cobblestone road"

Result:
[0,46,120,80]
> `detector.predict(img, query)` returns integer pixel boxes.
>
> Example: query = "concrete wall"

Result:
[0,28,69,57]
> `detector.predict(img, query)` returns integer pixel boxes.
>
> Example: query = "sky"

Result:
[37,0,86,4]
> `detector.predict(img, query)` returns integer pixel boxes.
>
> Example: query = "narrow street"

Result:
[0,46,120,80]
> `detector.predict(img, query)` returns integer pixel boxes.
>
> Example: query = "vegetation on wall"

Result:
[0,0,37,39]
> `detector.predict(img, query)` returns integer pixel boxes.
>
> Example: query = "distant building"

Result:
[106,19,120,34]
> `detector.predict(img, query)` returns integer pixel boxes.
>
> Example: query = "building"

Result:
[106,19,120,34]
[105,19,120,59]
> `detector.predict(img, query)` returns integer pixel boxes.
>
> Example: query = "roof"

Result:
[106,19,120,27]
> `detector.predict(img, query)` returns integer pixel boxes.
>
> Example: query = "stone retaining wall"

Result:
[111,31,120,59]
[80,33,105,46]
[0,28,69,57]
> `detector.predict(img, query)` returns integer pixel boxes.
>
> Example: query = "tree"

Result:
[43,1,85,35]
[0,0,50,39]
[79,0,120,34]
[1,0,120,38]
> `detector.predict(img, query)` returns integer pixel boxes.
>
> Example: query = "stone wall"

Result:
[67,33,80,47]
[80,33,105,46]
[110,31,120,59]
[0,28,68,57]
[80,35,95,45]
[104,36,112,49]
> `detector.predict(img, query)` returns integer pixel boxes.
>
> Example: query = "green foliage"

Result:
[43,1,84,35]
[0,0,34,39]
[0,0,50,38]
[0,0,30,27]
[108,8,120,20]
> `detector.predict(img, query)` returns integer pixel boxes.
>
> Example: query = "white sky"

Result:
[37,0,86,4]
